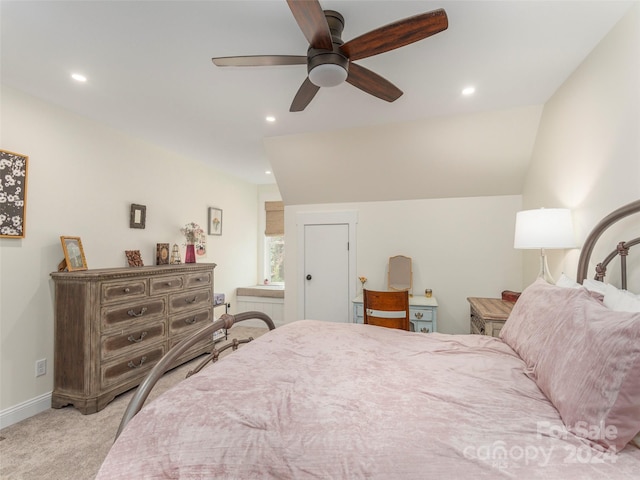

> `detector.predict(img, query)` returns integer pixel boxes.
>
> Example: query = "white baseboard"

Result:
[0,391,51,430]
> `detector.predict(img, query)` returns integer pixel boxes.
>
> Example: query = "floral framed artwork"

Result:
[59,236,88,271]
[208,207,223,236]
[0,149,29,238]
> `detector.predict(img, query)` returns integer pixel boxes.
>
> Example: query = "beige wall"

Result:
[284,195,523,334]
[522,4,640,286]
[0,86,259,424]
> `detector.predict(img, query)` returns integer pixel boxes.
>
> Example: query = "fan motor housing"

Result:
[307,10,348,84]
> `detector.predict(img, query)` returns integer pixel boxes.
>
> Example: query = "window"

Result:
[265,235,284,283]
[264,201,284,284]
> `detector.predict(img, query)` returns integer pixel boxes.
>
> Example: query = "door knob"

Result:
[306,274,312,280]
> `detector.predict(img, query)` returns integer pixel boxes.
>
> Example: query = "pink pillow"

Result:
[501,278,640,450]
[534,294,640,450]
[499,278,584,367]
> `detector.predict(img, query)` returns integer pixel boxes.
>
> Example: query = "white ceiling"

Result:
[1,1,635,198]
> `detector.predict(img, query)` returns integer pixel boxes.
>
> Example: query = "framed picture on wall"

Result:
[0,149,29,238]
[130,204,146,229]
[59,236,88,272]
[208,207,222,236]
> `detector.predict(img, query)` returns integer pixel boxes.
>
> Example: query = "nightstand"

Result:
[352,294,438,333]
[467,297,515,337]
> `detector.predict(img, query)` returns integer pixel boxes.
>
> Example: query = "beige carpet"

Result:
[0,326,268,480]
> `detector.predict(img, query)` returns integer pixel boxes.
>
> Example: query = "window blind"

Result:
[265,201,284,236]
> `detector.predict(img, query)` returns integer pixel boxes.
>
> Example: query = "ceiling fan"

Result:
[212,0,448,112]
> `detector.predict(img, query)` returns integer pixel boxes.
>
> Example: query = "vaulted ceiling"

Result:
[1,1,635,203]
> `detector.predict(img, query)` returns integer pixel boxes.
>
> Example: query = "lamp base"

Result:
[538,249,555,284]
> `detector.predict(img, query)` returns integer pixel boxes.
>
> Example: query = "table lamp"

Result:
[514,208,576,283]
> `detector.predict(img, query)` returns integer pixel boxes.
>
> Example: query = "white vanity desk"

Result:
[352,294,438,333]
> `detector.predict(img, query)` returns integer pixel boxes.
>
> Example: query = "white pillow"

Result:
[556,273,581,288]
[603,283,640,312]
[582,278,607,296]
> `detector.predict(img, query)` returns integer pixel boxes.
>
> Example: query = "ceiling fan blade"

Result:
[290,77,320,112]
[286,0,333,50]
[212,55,307,67]
[341,8,448,61]
[346,62,402,103]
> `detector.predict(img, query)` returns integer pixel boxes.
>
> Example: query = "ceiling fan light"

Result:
[308,63,348,88]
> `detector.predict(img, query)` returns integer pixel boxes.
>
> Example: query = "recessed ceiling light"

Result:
[71,73,87,82]
[462,86,475,96]
[265,116,276,123]
[265,170,272,175]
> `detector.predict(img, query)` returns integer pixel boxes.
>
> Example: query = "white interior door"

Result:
[303,223,350,322]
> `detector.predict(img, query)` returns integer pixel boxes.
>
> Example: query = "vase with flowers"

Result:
[180,222,204,264]
[358,276,367,294]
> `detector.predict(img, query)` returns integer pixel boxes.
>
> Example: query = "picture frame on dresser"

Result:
[59,236,88,271]
[156,243,170,265]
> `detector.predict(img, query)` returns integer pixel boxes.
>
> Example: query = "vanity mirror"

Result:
[388,255,413,293]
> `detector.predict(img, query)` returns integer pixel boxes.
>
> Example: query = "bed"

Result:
[96,200,640,479]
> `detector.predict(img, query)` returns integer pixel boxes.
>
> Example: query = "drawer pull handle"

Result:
[127,307,148,317]
[165,282,173,287]
[185,317,197,325]
[124,288,131,293]
[414,312,423,319]
[128,331,148,343]
[127,356,147,369]
[420,327,430,333]
[185,296,197,304]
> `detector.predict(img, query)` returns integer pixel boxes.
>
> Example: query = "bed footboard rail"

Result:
[115,311,275,440]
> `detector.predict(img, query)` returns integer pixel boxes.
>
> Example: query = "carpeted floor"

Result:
[0,326,268,480]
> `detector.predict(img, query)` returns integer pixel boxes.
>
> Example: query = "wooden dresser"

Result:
[467,297,515,337]
[50,263,216,414]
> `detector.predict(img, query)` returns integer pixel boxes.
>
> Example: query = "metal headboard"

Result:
[576,199,640,288]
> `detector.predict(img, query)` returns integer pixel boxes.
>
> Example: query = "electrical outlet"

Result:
[35,358,47,377]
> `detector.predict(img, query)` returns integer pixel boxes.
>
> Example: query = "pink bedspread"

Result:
[97,320,640,479]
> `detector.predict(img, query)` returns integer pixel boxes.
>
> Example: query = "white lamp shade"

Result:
[514,208,576,249]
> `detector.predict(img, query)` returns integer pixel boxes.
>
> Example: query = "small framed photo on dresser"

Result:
[156,243,170,265]
[59,236,88,272]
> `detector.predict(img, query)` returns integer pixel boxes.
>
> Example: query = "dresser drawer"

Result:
[101,280,147,304]
[101,345,166,389]
[150,275,184,295]
[169,307,213,336]
[411,320,434,334]
[100,322,165,361]
[169,329,214,368]
[101,298,166,330]
[185,271,213,289]
[409,308,433,322]
[169,288,212,314]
